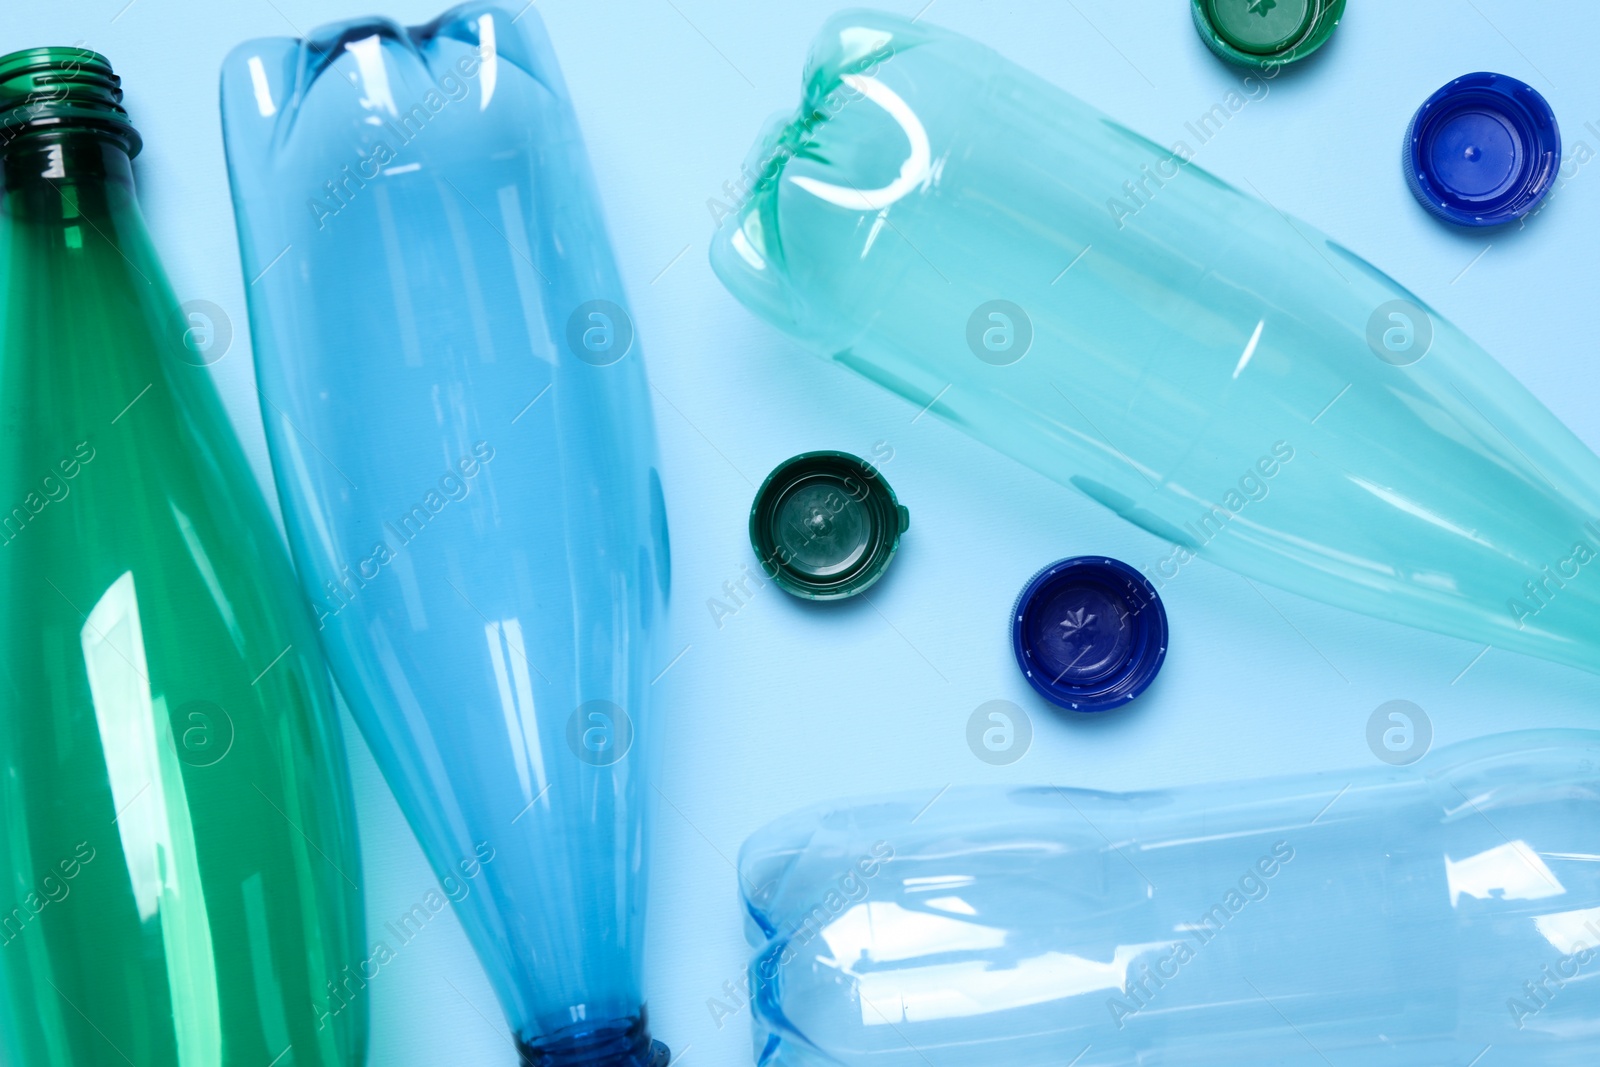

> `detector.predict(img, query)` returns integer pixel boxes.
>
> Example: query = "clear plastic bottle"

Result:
[740,731,1600,1066]
[710,10,1600,674]
[220,5,670,1063]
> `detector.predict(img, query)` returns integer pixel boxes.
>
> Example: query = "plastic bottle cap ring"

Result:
[1011,557,1168,712]
[750,451,908,600]
[1192,0,1344,68]
[1404,73,1560,227]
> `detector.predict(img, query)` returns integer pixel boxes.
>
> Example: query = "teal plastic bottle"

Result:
[711,10,1600,674]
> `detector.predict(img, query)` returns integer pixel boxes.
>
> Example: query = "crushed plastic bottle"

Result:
[740,731,1600,1066]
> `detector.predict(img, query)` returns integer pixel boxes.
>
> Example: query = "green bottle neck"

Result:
[3,132,139,227]
[0,127,177,412]
[0,47,142,227]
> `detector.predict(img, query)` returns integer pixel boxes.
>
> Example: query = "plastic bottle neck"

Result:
[0,47,140,218]
[1,139,144,262]
[0,47,140,156]
[516,1014,667,1067]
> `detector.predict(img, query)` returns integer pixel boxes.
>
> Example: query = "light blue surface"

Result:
[7,2,1600,1064]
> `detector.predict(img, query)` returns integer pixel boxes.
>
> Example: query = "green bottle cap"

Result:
[1192,0,1345,69]
[749,451,909,600]
[0,47,140,156]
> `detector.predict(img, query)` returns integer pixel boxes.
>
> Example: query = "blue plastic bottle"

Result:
[740,731,1600,1066]
[220,5,670,1062]
[711,11,1600,675]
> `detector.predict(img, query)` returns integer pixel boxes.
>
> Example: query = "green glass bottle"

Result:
[0,48,366,1066]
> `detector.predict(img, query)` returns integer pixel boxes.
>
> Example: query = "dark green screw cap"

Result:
[1192,0,1345,69]
[0,47,140,157]
[750,451,908,601]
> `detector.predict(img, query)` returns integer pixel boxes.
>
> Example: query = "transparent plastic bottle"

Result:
[0,47,365,1066]
[220,5,670,1063]
[740,731,1600,1066]
[710,10,1600,674]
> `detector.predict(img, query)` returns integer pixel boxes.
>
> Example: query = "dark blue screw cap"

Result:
[1011,557,1168,713]
[1403,72,1560,227]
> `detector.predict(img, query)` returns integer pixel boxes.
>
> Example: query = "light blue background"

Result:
[11,1,1600,1063]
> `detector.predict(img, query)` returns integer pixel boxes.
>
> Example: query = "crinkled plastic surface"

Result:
[739,731,1600,1065]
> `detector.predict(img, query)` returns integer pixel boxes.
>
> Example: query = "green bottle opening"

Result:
[0,47,141,157]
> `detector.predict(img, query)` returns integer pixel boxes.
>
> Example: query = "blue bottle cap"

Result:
[1403,72,1560,227]
[1011,557,1167,712]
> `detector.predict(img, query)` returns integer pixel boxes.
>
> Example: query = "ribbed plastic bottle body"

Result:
[738,732,1600,1066]
[711,10,1600,674]
[0,134,365,1065]
[221,5,669,1060]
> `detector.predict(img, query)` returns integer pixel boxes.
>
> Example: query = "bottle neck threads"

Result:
[516,1013,667,1067]
[0,47,141,160]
